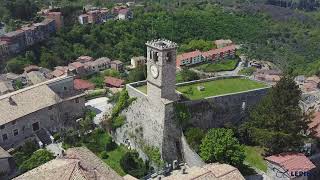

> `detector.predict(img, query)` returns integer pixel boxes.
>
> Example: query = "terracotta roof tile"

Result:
[265,153,316,173]
[74,79,95,90]
[104,76,124,87]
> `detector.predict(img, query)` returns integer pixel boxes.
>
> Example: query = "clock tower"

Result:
[146,39,178,102]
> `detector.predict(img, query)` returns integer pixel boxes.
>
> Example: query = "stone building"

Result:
[0,75,85,150]
[118,39,269,165]
[0,146,14,177]
[131,56,146,68]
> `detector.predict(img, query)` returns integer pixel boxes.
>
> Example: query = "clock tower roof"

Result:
[146,39,178,50]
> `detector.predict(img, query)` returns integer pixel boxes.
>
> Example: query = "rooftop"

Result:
[13,147,123,180]
[146,39,178,50]
[265,153,316,174]
[162,163,244,180]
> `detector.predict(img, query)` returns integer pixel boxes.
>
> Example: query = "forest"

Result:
[1,0,320,75]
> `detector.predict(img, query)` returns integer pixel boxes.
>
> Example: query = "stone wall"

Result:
[180,87,269,129]
[181,133,205,167]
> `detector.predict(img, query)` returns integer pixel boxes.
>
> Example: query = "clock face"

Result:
[150,65,159,79]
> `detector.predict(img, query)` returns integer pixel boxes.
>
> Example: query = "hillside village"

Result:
[1,1,320,180]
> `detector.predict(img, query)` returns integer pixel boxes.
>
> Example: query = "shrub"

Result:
[200,128,245,167]
[120,151,148,178]
[19,149,54,172]
[105,138,117,152]
[100,151,109,159]
[112,115,126,129]
[185,127,205,152]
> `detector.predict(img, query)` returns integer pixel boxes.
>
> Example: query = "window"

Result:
[32,122,40,131]
[50,115,54,121]
[48,106,53,110]
[153,52,158,62]
[12,120,16,125]
[0,125,5,130]
[2,134,8,141]
[64,87,67,91]
[13,129,18,136]
[75,98,79,103]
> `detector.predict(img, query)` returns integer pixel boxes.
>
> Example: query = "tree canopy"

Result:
[200,128,245,167]
[241,76,312,154]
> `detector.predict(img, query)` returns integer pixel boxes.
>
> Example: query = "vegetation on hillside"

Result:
[3,1,320,76]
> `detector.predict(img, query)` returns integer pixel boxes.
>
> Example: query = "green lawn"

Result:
[196,59,238,72]
[177,78,267,100]
[136,85,147,94]
[244,146,267,172]
[103,145,129,176]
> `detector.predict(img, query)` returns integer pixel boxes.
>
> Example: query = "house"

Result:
[76,56,94,63]
[78,8,110,25]
[74,79,95,91]
[13,147,123,180]
[50,69,66,78]
[295,75,306,86]
[214,39,233,49]
[309,111,320,138]
[68,62,86,75]
[87,57,111,72]
[253,69,282,84]
[24,65,40,73]
[78,14,89,24]
[0,81,14,95]
[26,71,48,85]
[148,163,244,180]
[202,45,236,61]
[0,146,14,178]
[105,76,124,88]
[111,60,124,71]
[45,11,64,30]
[176,50,204,68]
[0,75,85,150]
[265,153,316,180]
[117,8,132,20]
[131,56,146,68]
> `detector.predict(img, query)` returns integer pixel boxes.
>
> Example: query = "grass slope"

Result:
[244,146,267,172]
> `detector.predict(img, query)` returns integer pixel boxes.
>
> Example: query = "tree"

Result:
[200,128,245,167]
[185,127,205,152]
[120,151,148,178]
[128,66,146,83]
[19,149,54,172]
[241,76,311,154]
[179,69,199,82]
[6,58,27,74]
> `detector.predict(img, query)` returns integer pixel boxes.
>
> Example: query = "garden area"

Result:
[177,77,267,100]
[195,59,239,73]
[11,140,54,173]
[244,146,267,172]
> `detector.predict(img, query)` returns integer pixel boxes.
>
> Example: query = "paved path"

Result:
[85,97,113,125]
[191,58,245,77]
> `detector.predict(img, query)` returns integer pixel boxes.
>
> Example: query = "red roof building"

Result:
[24,65,40,73]
[202,45,236,60]
[265,153,316,177]
[104,76,124,88]
[74,79,95,91]
[176,50,203,67]
[309,112,320,138]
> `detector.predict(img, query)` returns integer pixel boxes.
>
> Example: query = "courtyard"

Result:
[177,77,267,100]
[134,77,268,100]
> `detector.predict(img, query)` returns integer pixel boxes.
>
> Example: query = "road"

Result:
[85,97,113,125]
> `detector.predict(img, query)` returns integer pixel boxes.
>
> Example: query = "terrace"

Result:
[131,76,269,100]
